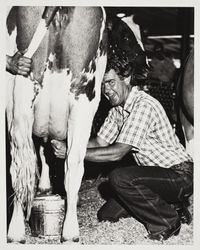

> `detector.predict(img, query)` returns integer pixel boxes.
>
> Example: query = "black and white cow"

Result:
[6,6,107,243]
[177,49,194,158]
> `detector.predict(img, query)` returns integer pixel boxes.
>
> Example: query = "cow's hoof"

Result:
[7,237,26,244]
[72,237,79,243]
[61,236,80,243]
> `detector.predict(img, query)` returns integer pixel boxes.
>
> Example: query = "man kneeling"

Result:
[51,46,193,241]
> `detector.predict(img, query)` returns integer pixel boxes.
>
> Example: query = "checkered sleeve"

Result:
[116,100,154,150]
[97,108,119,144]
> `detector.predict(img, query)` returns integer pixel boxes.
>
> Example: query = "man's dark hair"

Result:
[106,16,149,86]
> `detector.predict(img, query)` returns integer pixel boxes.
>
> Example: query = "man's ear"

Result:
[124,75,131,85]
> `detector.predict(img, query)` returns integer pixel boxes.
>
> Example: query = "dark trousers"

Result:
[101,162,193,235]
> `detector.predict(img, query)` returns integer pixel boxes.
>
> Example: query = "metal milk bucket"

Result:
[29,194,65,238]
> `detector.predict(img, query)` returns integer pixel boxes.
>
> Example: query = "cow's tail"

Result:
[9,76,39,220]
[10,135,38,220]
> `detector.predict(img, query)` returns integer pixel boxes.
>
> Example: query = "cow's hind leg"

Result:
[61,97,97,243]
[180,109,194,158]
[7,200,26,243]
[7,76,37,242]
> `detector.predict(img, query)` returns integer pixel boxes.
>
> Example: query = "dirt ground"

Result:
[17,177,194,245]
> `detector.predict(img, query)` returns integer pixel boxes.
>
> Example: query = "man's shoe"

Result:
[148,220,181,241]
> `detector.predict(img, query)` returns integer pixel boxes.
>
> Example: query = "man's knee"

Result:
[109,168,123,189]
[109,165,140,191]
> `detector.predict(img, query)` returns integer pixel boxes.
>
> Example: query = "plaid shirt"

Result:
[98,87,192,168]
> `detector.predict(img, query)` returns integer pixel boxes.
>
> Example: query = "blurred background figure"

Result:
[149,42,176,83]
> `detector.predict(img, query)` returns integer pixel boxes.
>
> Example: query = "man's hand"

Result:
[6,50,32,76]
[51,139,67,159]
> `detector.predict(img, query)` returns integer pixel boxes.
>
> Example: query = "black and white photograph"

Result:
[1,0,199,248]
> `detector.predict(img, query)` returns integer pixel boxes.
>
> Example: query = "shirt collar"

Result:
[123,86,139,113]
[115,86,139,116]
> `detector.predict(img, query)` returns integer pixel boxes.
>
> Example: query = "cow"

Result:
[6,6,107,243]
[176,49,194,158]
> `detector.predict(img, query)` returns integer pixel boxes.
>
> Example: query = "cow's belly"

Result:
[33,69,71,140]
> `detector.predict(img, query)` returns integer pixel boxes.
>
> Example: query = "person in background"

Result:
[149,42,176,83]
[51,43,193,242]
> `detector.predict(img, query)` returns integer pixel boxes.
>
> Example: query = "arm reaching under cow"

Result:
[51,137,132,162]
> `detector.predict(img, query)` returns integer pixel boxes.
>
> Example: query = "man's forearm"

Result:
[50,138,132,163]
[87,136,108,148]
[85,143,132,163]
[85,147,116,162]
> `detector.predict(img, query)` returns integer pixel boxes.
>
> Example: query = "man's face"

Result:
[102,69,131,107]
